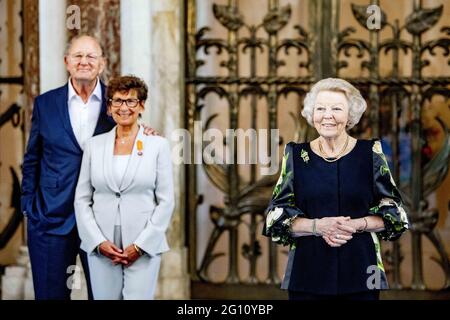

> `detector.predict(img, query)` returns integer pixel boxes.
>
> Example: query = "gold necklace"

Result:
[117,130,138,145]
[318,135,349,162]
[117,136,130,144]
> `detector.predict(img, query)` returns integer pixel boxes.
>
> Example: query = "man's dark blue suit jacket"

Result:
[21,82,115,235]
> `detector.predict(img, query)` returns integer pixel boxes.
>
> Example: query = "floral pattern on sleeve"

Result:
[262,143,305,247]
[370,140,409,241]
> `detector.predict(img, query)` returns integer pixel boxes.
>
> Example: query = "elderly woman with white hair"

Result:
[263,78,409,300]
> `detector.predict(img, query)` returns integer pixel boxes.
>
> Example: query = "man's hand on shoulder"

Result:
[141,124,160,136]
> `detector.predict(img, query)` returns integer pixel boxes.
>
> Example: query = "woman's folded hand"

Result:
[122,244,141,267]
[99,240,129,265]
[317,216,354,247]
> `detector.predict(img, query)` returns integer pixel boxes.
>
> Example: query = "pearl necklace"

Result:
[318,135,349,162]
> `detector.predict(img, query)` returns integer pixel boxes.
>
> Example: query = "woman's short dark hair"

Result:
[106,75,148,101]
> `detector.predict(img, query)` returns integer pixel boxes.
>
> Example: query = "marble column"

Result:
[121,0,189,299]
[152,0,189,300]
[39,0,67,93]
[120,0,151,116]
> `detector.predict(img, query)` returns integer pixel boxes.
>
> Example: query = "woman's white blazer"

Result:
[74,125,174,256]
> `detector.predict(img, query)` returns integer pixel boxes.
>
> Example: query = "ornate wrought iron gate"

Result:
[185,0,450,298]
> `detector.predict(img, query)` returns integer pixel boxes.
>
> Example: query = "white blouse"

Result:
[113,155,130,226]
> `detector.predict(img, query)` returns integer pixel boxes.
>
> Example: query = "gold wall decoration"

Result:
[23,0,40,135]
[0,0,39,264]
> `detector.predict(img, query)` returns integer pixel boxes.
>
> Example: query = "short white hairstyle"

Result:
[65,34,104,56]
[301,78,367,130]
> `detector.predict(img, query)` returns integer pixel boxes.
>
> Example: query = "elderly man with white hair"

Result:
[263,78,409,300]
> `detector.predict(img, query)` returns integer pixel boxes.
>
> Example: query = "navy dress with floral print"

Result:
[263,139,409,295]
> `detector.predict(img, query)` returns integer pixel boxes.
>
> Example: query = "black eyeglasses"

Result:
[109,98,140,108]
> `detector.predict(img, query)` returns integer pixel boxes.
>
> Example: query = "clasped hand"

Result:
[316,216,358,247]
[98,241,141,266]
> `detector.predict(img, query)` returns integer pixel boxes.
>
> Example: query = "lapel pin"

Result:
[137,140,143,156]
[300,149,309,163]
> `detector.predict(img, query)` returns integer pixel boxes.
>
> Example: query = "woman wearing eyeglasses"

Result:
[74,75,174,299]
[263,78,409,300]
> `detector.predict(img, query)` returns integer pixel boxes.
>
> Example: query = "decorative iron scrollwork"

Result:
[0,104,24,249]
[340,1,450,290]
[351,4,388,31]
[0,104,22,128]
[188,1,313,284]
[405,5,443,36]
[0,168,23,249]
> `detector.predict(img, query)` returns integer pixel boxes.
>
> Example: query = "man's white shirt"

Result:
[68,78,102,150]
